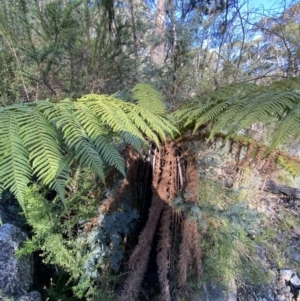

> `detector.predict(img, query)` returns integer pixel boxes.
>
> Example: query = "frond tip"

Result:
[130,83,166,115]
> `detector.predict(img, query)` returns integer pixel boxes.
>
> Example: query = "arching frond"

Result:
[176,78,300,149]
[174,82,258,129]
[40,100,106,181]
[74,102,125,175]
[80,93,177,145]
[79,94,147,144]
[19,107,69,205]
[269,100,300,152]
[0,109,31,211]
[222,91,297,136]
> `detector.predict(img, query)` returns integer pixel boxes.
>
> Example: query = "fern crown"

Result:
[0,84,175,209]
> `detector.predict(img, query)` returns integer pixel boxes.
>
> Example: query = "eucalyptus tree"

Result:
[253,2,300,78]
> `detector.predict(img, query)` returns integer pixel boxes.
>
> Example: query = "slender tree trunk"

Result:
[128,0,138,61]
[150,0,167,66]
[170,0,178,108]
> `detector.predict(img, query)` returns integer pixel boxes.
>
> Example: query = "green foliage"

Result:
[0,109,31,211]
[0,0,139,102]
[98,204,139,271]
[18,186,84,278]
[0,83,175,208]
[174,177,270,287]
[130,83,166,115]
[45,271,78,301]
[18,169,138,299]
[175,77,300,150]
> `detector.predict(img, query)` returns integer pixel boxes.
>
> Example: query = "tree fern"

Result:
[175,77,300,150]
[0,83,175,208]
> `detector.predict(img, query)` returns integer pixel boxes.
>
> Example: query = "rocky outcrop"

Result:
[0,224,39,301]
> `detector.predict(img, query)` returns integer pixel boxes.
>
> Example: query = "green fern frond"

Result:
[269,100,300,152]
[129,83,166,115]
[40,100,106,181]
[128,83,178,140]
[0,110,31,211]
[223,91,297,135]
[175,83,257,130]
[80,93,176,145]
[19,107,69,204]
[123,102,177,142]
[177,77,300,149]
[195,97,240,135]
[174,102,210,127]
[79,94,147,143]
[75,102,125,175]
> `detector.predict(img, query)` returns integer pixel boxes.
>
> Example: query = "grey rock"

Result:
[199,284,227,301]
[17,291,42,301]
[0,224,32,300]
[280,269,294,281]
[290,274,300,288]
[0,193,26,229]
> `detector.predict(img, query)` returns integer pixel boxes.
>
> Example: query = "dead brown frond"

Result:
[261,152,277,175]
[128,195,164,270]
[157,206,172,301]
[118,195,164,301]
[178,219,194,287]
[184,156,199,203]
[253,147,265,169]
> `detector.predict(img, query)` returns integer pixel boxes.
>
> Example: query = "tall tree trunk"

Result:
[150,0,167,66]
[128,0,138,61]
